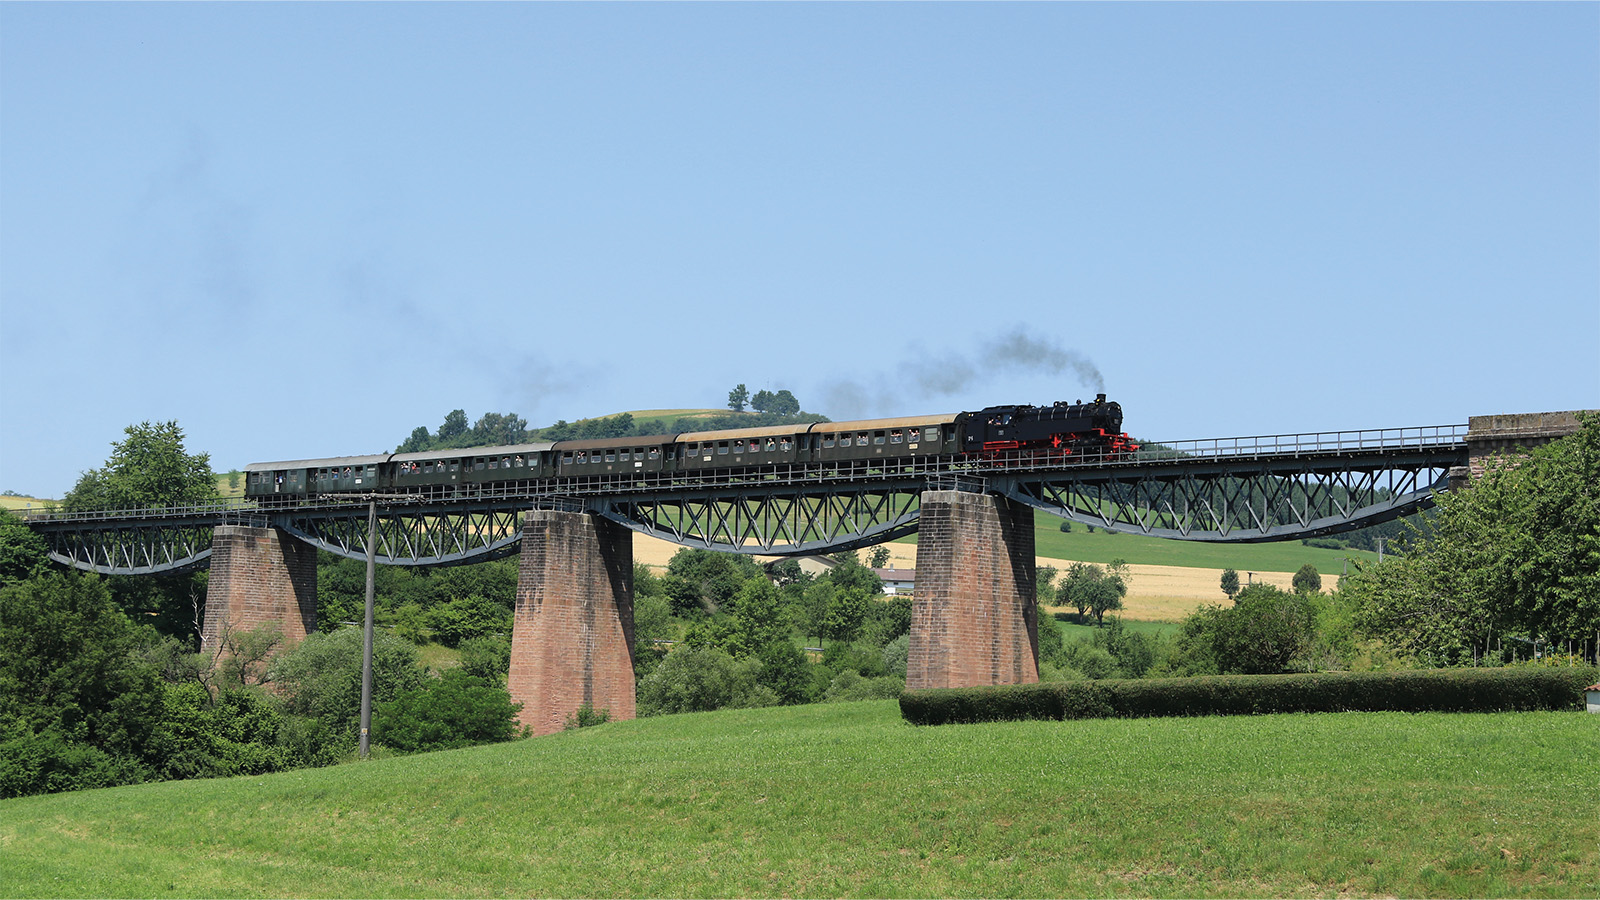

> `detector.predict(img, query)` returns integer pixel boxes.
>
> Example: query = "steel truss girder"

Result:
[596,483,926,556]
[996,457,1456,543]
[277,503,529,566]
[41,523,217,575]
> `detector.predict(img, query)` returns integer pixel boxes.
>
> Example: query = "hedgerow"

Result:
[899,666,1600,726]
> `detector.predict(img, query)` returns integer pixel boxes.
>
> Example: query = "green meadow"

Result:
[3,701,1594,898]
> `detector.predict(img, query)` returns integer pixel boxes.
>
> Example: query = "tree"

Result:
[1207,584,1319,674]
[1292,564,1322,595]
[0,509,49,587]
[1036,565,1059,604]
[867,546,891,568]
[397,425,432,453]
[727,384,750,412]
[1060,562,1125,624]
[438,409,469,442]
[823,586,872,644]
[719,577,789,659]
[1220,568,1241,601]
[0,572,165,796]
[750,389,775,413]
[769,390,800,416]
[1342,414,1600,664]
[62,421,217,511]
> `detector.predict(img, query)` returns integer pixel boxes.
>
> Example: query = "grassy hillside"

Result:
[0,495,52,512]
[901,509,1376,574]
[2,702,1593,898]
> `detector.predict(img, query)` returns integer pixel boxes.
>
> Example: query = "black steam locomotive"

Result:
[245,394,1135,500]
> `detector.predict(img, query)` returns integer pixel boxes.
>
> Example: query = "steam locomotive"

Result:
[244,394,1135,501]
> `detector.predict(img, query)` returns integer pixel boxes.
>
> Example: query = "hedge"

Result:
[898,666,1600,726]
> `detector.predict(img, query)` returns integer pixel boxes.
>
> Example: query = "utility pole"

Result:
[359,498,377,759]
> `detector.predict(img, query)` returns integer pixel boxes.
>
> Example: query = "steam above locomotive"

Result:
[244,394,1136,500]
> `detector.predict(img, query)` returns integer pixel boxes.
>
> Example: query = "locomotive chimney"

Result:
[1095,393,1107,404]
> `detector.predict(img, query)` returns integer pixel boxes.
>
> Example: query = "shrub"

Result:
[425,594,511,648]
[372,670,522,752]
[457,634,511,682]
[270,627,425,735]
[823,670,905,702]
[0,725,149,799]
[636,646,778,716]
[822,641,886,677]
[150,683,290,780]
[899,666,1600,726]
[881,635,909,678]
[564,703,611,730]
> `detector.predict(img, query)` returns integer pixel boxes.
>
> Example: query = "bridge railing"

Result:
[1134,424,1467,462]
[20,499,266,526]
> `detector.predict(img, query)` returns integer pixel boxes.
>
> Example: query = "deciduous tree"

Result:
[62,421,217,512]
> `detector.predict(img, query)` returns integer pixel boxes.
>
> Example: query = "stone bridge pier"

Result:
[508,508,637,735]
[202,525,318,653]
[907,490,1039,690]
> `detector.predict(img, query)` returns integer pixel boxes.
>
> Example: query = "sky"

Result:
[2,3,1596,500]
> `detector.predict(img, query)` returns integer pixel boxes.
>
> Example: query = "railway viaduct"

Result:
[25,409,1589,735]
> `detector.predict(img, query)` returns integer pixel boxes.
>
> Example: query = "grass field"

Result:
[2,702,1594,898]
[0,495,51,512]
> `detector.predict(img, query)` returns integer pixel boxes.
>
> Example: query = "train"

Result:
[244,394,1136,501]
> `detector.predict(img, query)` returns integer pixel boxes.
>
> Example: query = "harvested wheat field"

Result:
[631,534,1335,623]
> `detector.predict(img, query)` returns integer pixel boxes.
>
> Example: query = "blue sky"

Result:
[2,3,1596,499]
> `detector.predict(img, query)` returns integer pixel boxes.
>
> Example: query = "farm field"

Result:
[634,525,1349,623]
[0,495,51,512]
[2,701,1593,898]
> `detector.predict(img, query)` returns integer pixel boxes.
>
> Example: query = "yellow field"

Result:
[0,495,52,512]
[630,534,1326,623]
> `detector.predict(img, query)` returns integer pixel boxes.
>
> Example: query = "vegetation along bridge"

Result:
[20,411,1579,734]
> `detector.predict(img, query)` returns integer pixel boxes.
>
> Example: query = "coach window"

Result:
[780,438,792,451]
[717,442,729,455]
[857,433,869,447]
[890,430,904,444]
[476,459,486,471]
[488,459,498,469]
[605,450,616,462]
[649,448,661,460]
[822,435,835,448]
[874,431,886,445]
[925,427,939,442]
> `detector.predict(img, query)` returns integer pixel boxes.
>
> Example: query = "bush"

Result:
[899,666,1600,726]
[0,725,149,799]
[372,670,523,752]
[270,627,425,735]
[636,647,778,716]
[757,640,817,705]
[425,594,511,648]
[150,682,290,780]
[821,641,886,677]
[457,634,511,682]
[564,703,611,730]
[823,670,905,703]
[881,635,909,678]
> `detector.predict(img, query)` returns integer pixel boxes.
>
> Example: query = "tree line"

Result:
[395,400,827,454]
